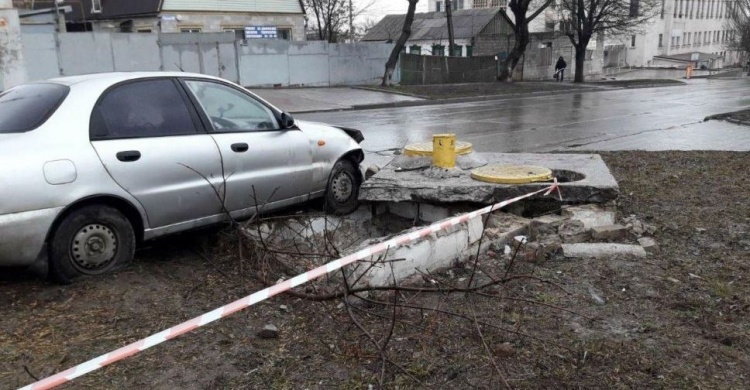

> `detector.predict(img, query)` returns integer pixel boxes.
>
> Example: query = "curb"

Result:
[291,82,687,115]
[291,86,607,114]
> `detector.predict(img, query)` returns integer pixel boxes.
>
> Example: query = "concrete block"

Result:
[591,224,627,241]
[360,153,620,205]
[467,217,484,244]
[562,243,647,259]
[638,237,660,253]
[558,220,590,243]
[563,204,616,229]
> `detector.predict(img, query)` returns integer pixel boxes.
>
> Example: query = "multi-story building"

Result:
[12,0,306,41]
[607,0,739,68]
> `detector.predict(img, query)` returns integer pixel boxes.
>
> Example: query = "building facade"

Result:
[608,0,740,68]
[12,0,306,41]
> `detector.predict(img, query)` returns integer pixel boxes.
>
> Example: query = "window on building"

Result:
[277,28,292,40]
[180,28,202,33]
[678,0,683,17]
[674,1,678,17]
[671,36,675,47]
[631,35,636,47]
[137,28,152,33]
[660,0,665,18]
[224,28,246,40]
[473,0,489,8]
[466,45,473,57]
[490,0,505,6]
[436,1,442,12]
[432,44,445,56]
[658,33,663,47]
[458,0,465,9]
[409,44,422,54]
[452,0,459,10]
[452,44,462,56]
[631,0,640,16]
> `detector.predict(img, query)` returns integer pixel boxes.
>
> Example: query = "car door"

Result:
[181,79,313,217]
[90,78,225,229]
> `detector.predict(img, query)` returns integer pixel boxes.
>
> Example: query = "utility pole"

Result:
[445,0,455,56]
[349,0,354,42]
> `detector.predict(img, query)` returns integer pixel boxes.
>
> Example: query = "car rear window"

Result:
[0,83,69,133]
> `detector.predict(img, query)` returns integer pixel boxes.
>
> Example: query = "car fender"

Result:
[295,120,363,193]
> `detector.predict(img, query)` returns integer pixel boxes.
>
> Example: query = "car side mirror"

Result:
[280,112,295,129]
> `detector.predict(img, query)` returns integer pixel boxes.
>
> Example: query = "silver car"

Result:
[0,72,364,283]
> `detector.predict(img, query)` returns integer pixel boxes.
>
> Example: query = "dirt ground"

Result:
[1,151,748,389]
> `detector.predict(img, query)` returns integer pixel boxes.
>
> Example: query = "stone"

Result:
[562,243,647,258]
[695,227,707,233]
[563,204,617,229]
[279,305,290,313]
[558,220,591,243]
[644,224,658,235]
[591,224,628,241]
[493,343,515,358]
[258,324,279,339]
[588,286,607,305]
[638,237,660,253]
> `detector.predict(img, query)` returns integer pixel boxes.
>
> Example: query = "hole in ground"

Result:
[552,169,586,183]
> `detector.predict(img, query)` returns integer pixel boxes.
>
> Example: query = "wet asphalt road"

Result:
[299,78,750,165]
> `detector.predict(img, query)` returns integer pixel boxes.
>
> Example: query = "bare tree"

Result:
[498,0,555,81]
[726,0,750,72]
[305,0,375,42]
[446,0,456,56]
[382,0,420,85]
[558,0,658,82]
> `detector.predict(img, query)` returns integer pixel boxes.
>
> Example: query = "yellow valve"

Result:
[404,140,472,157]
[432,133,456,168]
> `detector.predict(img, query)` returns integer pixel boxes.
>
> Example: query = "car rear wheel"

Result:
[48,205,135,284]
[325,159,361,215]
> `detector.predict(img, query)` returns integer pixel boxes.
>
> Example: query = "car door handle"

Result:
[231,143,249,153]
[116,150,141,162]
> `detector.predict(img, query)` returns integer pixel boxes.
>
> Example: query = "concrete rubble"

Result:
[562,243,647,258]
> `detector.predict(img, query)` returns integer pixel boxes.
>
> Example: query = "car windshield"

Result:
[0,83,69,133]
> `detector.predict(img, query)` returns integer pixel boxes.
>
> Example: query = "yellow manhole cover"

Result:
[403,141,473,156]
[471,165,553,184]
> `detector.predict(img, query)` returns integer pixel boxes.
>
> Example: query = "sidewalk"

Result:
[250,87,423,113]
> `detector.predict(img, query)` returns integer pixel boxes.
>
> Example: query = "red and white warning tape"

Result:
[20,180,561,390]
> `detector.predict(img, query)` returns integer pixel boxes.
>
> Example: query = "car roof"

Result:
[47,72,225,87]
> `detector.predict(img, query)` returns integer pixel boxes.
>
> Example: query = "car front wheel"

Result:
[48,205,135,284]
[325,159,361,215]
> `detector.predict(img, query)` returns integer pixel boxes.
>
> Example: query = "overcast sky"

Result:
[354,0,430,27]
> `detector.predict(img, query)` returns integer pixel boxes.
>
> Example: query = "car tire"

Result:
[48,205,135,284]
[325,159,361,215]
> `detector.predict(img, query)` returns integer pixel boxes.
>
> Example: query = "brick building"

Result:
[12,0,306,41]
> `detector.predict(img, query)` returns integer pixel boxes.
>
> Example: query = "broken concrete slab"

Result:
[591,224,628,241]
[638,237,660,253]
[562,243,647,258]
[361,153,619,205]
[563,204,616,229]
[390,152,488,171]
[559,220,591,243]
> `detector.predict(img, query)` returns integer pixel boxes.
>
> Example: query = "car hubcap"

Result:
[331,171,353,203]
[71,224,117,272]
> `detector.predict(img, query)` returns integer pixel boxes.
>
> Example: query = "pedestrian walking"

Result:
[554,56,567,82]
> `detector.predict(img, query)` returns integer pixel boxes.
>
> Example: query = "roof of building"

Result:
[361,8,511,42]
[13,0,304,22]
[654,52,723,62]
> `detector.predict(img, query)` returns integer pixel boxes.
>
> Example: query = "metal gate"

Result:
[159,33,239,83]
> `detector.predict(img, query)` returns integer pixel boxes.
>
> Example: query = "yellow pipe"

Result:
[432,133,456,168]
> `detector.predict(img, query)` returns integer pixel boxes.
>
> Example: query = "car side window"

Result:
[91,79,198,140]
[184,80,280,132]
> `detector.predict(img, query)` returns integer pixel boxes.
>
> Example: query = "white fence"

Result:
[19,31,396,87]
